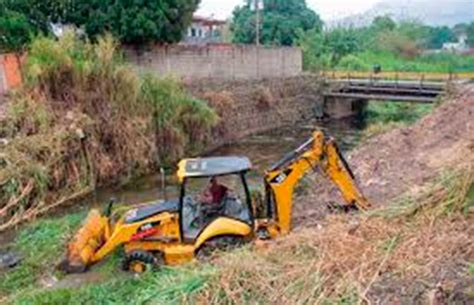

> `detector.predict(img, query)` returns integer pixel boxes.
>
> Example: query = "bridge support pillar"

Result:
[323,97,366,119]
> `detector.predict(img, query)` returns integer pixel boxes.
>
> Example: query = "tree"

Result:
[297,27,363,70]
[376,30,420,58]
[427,26,457,49]
[66,0,200,45]
[465,22,474,47]
[0,9,34,52]
[324,28,362,63]
[371,15,397,33]
[231,0,322,46]
[0,0,65,52]
[297,28,330,69]
[397,21,430,47]
[452,23,468,36]
[0,0,200,50]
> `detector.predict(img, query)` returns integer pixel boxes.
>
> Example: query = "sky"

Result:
[196,0,381,21]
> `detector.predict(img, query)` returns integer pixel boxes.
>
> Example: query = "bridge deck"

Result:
[325,78,446,103]
[325,92,436,103]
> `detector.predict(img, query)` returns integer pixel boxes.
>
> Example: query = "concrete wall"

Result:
[125,44,302,80]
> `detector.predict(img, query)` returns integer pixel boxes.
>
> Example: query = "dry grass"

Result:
[202,91,236,115]
[361,121,407,141]
[193,168,474,304]
[255,86,276,110]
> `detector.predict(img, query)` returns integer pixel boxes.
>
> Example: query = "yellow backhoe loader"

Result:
[60,131,370,273]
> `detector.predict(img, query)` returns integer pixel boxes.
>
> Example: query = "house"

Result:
[442,34,468,53]
[184,15,227,44]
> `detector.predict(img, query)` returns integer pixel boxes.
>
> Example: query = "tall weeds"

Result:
[191,168,474,304]
[0,33,217,230]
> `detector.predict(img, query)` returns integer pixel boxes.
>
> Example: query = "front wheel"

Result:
[122,250,162,274]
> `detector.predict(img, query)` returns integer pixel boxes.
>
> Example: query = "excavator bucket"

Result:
[59,209,109,273]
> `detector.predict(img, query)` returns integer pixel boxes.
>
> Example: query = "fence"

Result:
[321,70,474,82]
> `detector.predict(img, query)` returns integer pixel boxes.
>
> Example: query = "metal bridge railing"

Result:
[320,71,474,82]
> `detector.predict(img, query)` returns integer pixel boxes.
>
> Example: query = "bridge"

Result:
[322,71,473,104]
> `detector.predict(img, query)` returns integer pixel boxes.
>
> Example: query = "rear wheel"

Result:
[196,236,246,260]
[122,250,162,274]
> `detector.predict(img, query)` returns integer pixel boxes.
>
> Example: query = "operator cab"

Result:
[177,157,254,242]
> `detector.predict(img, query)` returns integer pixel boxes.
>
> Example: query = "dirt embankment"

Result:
[299,84,474,218]
[284,85,474,304]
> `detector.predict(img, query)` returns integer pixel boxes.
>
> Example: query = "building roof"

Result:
[177,157,252,181]
[192,15,226,26]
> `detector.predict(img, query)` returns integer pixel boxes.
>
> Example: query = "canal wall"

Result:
[186,76,361,145]
[186,76,323,144]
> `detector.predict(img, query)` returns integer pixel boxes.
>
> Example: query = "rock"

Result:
[0,251,22,269]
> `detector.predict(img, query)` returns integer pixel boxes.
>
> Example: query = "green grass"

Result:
[364,101,433,124]
[336,51,474,73]
[0,213,85,296]
[0,211,215,305]
[469,262,474,276]
[360,101,433,139]
[361,121,407,140]
[12,266,214,305]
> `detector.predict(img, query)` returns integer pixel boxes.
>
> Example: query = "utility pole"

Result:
[254,0,260,46]
[254,0,261,78]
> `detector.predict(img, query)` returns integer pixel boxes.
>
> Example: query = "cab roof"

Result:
[177,156,252,181]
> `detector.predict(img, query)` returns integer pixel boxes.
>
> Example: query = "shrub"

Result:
[375,30,420,59]
[337,54,369,71]
[0,33,217,231]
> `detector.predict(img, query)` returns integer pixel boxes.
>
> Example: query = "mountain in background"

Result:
[327,0,474,28]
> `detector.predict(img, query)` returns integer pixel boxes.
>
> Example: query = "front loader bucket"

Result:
[59,209,108,273]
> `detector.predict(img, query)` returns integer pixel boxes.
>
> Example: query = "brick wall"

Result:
[0,54,22,94]
[125,44,302,80]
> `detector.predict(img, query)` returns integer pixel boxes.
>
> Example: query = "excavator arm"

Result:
[264,131,370,234]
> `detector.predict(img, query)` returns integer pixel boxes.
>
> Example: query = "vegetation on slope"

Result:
[0,33,217,231]
[361,101,433,139]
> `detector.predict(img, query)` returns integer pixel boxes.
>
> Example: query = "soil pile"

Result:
[286,86,474,303]
[300,84,474,217]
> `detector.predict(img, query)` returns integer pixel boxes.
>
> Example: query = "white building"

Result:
[184,15,226,44]
[442,34,468,53]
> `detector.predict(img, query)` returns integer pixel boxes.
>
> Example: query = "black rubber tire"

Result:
[196,236,246,261]
[122,250,161,273]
